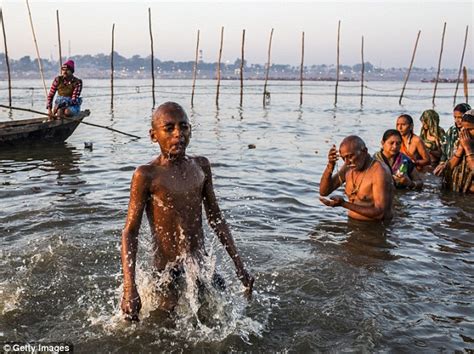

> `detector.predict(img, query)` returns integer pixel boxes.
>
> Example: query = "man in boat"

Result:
[319,135,394,222]
[120,102,254,321]
[46,59,83,119]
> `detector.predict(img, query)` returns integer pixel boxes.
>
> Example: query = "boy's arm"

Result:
[199,157,254,297]
[120,166,149,319]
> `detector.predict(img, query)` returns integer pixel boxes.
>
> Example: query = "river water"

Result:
[0,79,473,352]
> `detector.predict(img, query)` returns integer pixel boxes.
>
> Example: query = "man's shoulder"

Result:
[372,159,391,178]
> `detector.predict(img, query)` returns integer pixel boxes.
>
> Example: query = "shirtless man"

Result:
[396,114,430,170]
[121,102,254,321]
[319,136,394,221]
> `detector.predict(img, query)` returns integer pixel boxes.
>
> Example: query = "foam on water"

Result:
[84,231,265,344]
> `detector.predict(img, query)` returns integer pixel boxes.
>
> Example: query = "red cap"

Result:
[62,59,75,73]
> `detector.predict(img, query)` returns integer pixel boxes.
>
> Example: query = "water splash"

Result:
[87,250,264,344]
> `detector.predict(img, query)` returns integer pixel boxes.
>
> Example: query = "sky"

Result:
[1,0,472,68]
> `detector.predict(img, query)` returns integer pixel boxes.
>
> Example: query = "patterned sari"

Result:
[373,151,415,189]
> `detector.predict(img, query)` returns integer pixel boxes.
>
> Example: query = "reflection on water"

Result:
[0,143,81,177]
[310,219,400,266]
[0,80,473,351]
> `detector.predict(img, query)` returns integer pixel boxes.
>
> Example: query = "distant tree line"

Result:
[0,52,468,80]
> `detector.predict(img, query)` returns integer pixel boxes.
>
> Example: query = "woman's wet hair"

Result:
[398,114,413,125]
[454,103,471,114]
[382,129,402,142]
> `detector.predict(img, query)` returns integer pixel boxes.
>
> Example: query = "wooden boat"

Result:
[0,109,90,147]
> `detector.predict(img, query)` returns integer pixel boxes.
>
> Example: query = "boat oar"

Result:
[0,104,142,139]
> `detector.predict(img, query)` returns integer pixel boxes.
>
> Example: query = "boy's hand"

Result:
[238,269,255,300]
[121,286,141,322]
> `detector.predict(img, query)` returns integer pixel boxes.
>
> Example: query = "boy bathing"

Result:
[121,102,254,321]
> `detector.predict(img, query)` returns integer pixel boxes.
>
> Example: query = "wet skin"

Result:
[120,107,254,321]
[396,116,430,168]
[319,139,394,222]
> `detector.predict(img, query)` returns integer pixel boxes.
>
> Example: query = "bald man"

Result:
[120,102,254,321]
[319,135,394,221]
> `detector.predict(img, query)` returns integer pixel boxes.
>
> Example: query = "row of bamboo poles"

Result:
[0,4,470,111]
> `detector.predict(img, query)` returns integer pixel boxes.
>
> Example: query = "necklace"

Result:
[349,157,374,202]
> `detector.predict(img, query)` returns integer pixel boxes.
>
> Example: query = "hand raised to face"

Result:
[459,128,473,153]
[327,145,339,165]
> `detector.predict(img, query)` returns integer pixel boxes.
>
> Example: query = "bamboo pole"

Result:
[191,29,200,107]
[148,8,155,108]
[361,35,365,106]
[463,66,469,104]
[263,28,274,107]
[0,8,12,107]
[432,22,446,106]
[56,10,62,71]
[300,31,304,106]
[453,25,469,106]
[25,0,47,99]
[216,26,224,107]
[335,20,341,106]
[0,105,141,139]
[240,29,245,107]
[110,23,115,109]
[399,30,421,105]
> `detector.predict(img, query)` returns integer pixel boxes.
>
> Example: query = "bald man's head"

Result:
[340,135,366,151]
[152,102,188,129]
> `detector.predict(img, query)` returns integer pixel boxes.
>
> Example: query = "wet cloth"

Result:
[440,125,460,163]
[373,151,415,189]
[443,155,473,193]
[419,110,445,159]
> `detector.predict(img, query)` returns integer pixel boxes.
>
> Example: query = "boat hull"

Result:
[0,110,90,147]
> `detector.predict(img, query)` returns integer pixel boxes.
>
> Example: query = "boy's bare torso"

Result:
[143,156,208,270]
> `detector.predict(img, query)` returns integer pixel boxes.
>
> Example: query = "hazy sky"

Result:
[1,0,472,68]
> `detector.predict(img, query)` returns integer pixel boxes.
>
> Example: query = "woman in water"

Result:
[438,109,474,193]
[396,114,430,171]
[374,129,423,190]
[419,109,445,169]
[434,103,471,176]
